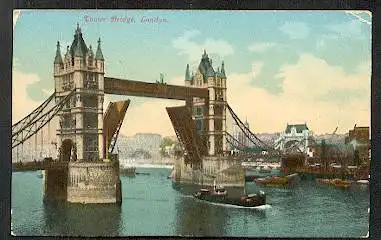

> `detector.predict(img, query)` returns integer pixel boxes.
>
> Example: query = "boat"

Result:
[254,173,299,186]
[135,172,150,176]
[193,181,266,207]
[254,176,288,185]
[332,181,351,189]
[316,178,353,188]
[356,179,369,185]
[259,166,272,173]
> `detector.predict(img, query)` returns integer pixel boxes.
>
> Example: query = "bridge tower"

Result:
[54,24,104,162]
[185,50,227,156]
[179,51,244,187]
[47,24,121,204]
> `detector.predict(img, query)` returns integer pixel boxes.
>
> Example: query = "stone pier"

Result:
[44,161,122,204]
[173,156,245,188]
[44,162,69,202]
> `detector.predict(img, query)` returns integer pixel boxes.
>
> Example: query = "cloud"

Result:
[12,70,43,124]
[277,54,368,99]
[325,20,367,40]
[226,54,370,134]
[316,39,326,49]
[42,88,54,96]
[248,42,275,53]
[279,22,310,40]
[251,62,263,78]
[13,57,21,69]
[172,30,234,62]
[119,99,184,137]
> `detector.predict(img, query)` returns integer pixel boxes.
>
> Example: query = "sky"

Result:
[13,10,371,137]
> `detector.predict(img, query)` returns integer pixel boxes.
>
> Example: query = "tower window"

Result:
[82,95,98,108]
[83,112,98,129]
[88,57,93,67]
[84,73,98,89]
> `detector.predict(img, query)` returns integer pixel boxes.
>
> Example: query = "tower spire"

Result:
[54,41,63,64]
[185,64,191,81]
[73,33,84,57]
[76,22,81,34]
[220,61,226,78]
[202,49,208,59]
[88,45,94,56]
[95,37,104,60]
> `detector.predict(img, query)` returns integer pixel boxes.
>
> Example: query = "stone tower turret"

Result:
[54,24,105,162]
[187,50,227,156]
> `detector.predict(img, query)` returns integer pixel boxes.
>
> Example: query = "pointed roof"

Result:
[216,67,220,77]
[220,61,226,78]
[96,38,104,60]
[54,41,63,64]
[185,64,191,81]
[198,50,215,80]
[285,123,309,134]
[70,24,88,58]
[88,45,94,57]
[190,71,194,84]
[64,45,71,59]
[206,64,215,78]
[202,49,208,59]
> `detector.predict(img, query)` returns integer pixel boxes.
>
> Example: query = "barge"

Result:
[254,173,300,186]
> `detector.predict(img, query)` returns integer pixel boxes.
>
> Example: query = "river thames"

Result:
[12,167,369,238]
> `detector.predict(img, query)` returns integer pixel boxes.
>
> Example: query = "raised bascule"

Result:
[12,25,273,204]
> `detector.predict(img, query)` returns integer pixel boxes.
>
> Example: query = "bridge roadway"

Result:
[104,77,209,100]
[12,159,65,172]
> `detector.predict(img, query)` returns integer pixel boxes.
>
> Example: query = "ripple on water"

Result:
[12,169,369,237]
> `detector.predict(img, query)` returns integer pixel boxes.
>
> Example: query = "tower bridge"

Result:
[12,24,277,204]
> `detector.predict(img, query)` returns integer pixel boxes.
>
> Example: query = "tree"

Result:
[159,137,180,157]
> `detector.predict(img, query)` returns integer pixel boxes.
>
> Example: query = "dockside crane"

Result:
[329,126,338,144]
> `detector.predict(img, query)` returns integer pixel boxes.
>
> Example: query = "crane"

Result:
[328,126,338,144]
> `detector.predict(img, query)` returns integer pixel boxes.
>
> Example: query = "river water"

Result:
[12,167,369,237]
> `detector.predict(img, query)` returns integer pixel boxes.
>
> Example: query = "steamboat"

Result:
[194,181,266,207]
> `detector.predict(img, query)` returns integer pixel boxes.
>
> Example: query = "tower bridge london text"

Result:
[83,15,168,24]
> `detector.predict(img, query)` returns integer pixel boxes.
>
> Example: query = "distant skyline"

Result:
[13,10,371,136]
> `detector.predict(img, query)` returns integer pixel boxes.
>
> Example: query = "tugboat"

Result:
[194,180,266,207]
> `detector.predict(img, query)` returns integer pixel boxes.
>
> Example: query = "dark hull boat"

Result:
[194,187,266,207]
